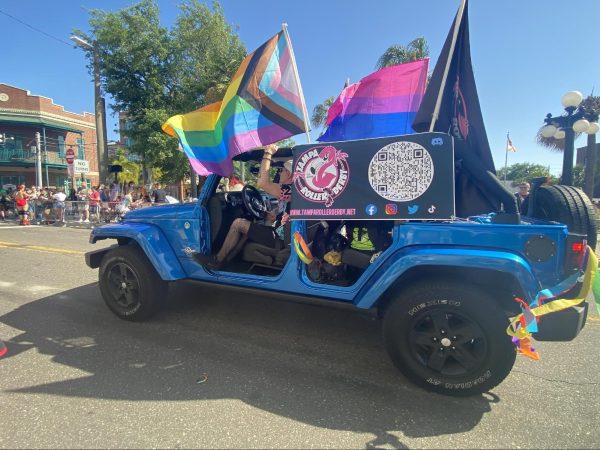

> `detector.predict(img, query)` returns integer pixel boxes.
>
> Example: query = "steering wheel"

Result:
[242,185,268,219]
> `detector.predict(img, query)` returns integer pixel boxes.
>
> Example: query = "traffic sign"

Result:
[73,159,89,174]
[65,148,75,164]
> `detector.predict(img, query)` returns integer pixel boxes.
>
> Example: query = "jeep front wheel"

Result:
[99,245,167,321]
[383,280,516,396]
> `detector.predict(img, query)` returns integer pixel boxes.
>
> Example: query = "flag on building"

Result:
[317,59,429,142]
[162,30,309,176]
[412,0,505,217]
[506,134,517,152]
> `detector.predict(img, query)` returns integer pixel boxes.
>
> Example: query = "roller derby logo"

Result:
[293,145,349,207]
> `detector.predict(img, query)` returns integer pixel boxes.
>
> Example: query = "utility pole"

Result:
[70,35,109,185]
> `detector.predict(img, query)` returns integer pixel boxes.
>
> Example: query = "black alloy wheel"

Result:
[383,280,516,396]
[99,245,167,321]
[408,309,487,376]
[104,262,142,313]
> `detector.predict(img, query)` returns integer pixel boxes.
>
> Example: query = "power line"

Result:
[0,9,72,47]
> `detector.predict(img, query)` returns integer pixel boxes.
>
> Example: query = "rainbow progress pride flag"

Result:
[318,59,429,142]
[163,31,307,176]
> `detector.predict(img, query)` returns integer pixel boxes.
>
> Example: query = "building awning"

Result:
[0,114,83,133]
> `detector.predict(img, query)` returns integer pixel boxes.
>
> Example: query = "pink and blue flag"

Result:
[163,31,308,176]
[318,59,429,142]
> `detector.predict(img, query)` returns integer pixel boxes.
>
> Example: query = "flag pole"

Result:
[504,132,509,182]
[282,23,311,144]
[429,0,467,132]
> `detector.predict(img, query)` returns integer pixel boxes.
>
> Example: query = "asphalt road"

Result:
[0,225,599,449]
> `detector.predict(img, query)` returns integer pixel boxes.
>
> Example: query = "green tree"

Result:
[572,164,585,189]
[75,0,246,183]
[109,148,142,184]
[310,96,335,133]
[496,162,555,185]
[376,37,429,70]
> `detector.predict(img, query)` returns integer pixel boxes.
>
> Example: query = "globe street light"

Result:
[70,35,109,185]
[541,91,599,185]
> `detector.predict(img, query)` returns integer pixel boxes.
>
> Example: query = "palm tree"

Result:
[375,37,429,70]
[311,96,336,132]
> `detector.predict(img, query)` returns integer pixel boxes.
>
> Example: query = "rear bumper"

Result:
[534,301,588,341]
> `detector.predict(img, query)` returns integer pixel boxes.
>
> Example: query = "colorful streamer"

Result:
[507,246,598,359]
[293,231,313,264]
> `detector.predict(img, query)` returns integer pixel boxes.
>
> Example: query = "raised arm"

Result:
[257,144,282,198]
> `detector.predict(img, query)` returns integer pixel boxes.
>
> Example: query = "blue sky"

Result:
[1,0,599,175]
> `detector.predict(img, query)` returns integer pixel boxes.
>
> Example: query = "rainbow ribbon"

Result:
[507,246,598,359]
[293,231,313,265]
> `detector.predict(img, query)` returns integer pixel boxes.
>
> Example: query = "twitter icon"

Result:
[407,205,419,215]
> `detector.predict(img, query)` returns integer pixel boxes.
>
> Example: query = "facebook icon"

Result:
[365,204,377,216]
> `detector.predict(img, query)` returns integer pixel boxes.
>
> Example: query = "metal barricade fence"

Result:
[63,200,122,224]
[2,198,156,225]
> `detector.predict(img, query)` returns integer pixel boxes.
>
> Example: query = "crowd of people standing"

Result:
[0,182,171,226]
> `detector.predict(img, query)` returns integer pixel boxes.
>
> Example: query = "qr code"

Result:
[368,141,434,201]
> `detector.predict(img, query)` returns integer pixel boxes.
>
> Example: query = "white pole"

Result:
[504,132,509,182]
[282,23,311,144]
[35,132,43,189]
[429,0,467,132]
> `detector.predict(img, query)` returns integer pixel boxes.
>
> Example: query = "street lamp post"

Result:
[70,35,109,185]
[540,91,599,186]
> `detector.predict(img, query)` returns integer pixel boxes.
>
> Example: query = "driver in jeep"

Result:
[193,144,292,269]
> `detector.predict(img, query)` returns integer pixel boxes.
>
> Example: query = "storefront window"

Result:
[58,135,65,157]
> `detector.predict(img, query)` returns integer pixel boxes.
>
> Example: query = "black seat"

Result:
[242,221,323,269]
[242,240,290,267]
[242,222,291,268]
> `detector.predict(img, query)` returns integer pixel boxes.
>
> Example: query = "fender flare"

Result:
[88,223,186,281]
[354,247,539,309]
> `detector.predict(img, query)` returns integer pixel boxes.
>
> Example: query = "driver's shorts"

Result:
[248,223,278,248]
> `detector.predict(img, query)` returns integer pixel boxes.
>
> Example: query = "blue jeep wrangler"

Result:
[85,136,595,397]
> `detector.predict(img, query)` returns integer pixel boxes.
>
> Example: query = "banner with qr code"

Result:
[289,132,455,220]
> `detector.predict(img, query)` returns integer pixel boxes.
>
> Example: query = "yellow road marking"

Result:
[588,316,600,322]
[0,241,85,256]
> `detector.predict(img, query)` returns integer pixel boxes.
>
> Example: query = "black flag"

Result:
[413,0,515,217]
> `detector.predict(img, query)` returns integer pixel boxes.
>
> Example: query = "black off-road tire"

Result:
[530,185,597,248]
[383,280,516,397]
[99,245,168,321]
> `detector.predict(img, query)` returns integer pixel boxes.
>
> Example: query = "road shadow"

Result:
[0,282,498,445]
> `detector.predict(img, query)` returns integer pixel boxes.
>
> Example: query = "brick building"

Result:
[0,83,99,190]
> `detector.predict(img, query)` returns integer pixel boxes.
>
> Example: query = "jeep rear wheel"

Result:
[383,280,516,396]
[99,245,167,321]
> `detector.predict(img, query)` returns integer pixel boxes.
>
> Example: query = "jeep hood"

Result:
[124,204,183,220]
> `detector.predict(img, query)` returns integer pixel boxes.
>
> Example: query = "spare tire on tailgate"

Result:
[530,185,597,248]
